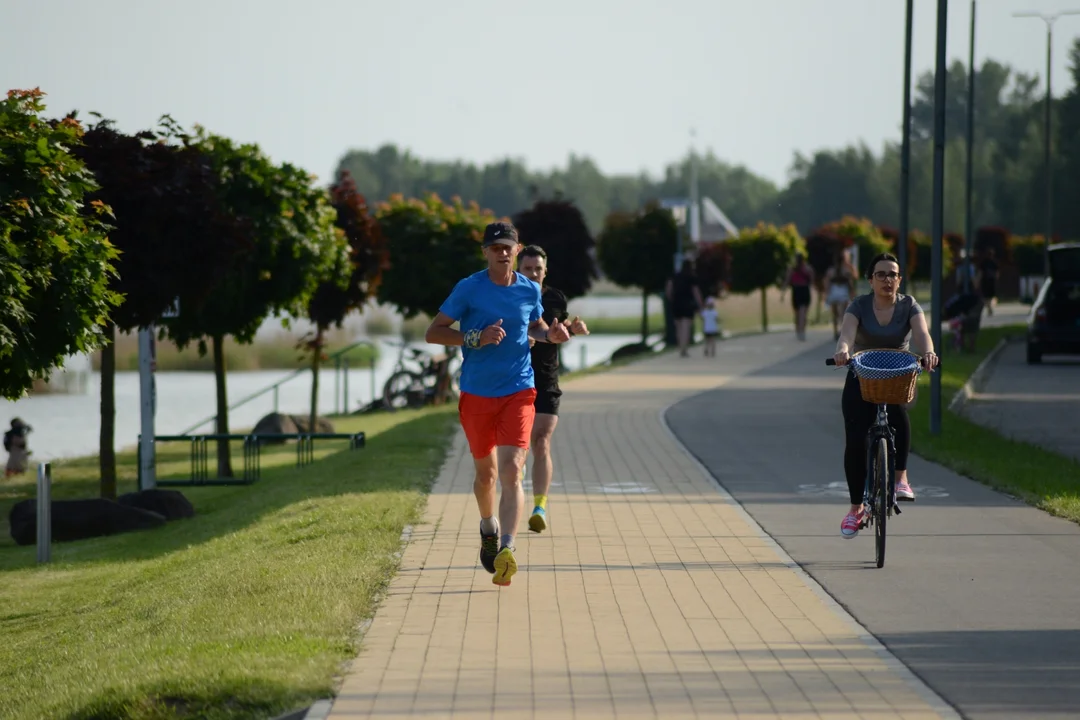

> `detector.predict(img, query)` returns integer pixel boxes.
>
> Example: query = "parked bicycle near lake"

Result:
[381,340,462,411]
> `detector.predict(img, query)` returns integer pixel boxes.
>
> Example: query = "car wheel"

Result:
[1026,343,1042,364]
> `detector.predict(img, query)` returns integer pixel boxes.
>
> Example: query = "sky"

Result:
[4,0,1080,188]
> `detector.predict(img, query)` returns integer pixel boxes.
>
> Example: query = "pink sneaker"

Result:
[896,479,915,501]
[841,509,865,538]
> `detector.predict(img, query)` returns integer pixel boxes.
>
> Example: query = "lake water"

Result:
[0,334,644,462]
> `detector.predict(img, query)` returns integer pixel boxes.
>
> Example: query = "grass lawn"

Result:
[0,406,458,720]
[910,323,1080,524]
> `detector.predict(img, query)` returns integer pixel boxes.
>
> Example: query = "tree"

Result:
[305,170,388,428]
[375,193,495,405]
[1,89,120,400]
[1011,234,1047,277]
[596,204,678,341]
[75,116,249,497]
[163,130,345,477]
[727,222,804,332]
[511,195,598,299]
[375,193,495,320]
[827,216,892,270]
[694,242,731,299]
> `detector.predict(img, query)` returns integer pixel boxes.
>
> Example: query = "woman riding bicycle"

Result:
[832,252,939,538]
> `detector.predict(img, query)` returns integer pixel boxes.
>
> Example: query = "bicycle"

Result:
[825,349,937,568]
[381,340,462,411]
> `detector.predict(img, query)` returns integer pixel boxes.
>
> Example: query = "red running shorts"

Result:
[458,387,537,459]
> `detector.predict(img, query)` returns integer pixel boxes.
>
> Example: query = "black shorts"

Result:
[534,386,562,416]
[792,285,811,308]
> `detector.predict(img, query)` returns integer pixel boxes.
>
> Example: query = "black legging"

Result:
[842,370,911,505]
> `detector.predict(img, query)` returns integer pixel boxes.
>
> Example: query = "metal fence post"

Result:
[37,462,52,564]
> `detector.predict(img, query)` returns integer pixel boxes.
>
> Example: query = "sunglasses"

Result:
[873,271,900,281]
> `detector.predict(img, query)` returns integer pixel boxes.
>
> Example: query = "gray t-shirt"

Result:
[845,293,924,353]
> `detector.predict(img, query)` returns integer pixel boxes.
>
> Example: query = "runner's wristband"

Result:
[464,329,482,349]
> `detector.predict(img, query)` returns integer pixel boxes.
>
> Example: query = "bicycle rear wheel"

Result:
[873,437,889,568]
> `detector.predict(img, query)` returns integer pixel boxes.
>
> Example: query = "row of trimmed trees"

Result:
[594,209,1045,335]
[2,90,602,496]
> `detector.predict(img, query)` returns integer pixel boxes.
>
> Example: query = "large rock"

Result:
[116,489,195,521]
[290,414,334,434]
[8,498,167,546]
[252,412,299,444]
[251,413,336,445]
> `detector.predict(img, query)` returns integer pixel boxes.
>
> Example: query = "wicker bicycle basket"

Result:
[850,350,921,405]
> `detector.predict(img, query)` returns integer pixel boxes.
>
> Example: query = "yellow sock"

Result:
[534,494,548,511]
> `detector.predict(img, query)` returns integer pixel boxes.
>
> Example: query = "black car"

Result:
[1027,242,1080,363]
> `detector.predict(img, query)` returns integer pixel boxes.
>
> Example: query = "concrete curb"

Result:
[302,699,333,720]
[947,335,1014,416]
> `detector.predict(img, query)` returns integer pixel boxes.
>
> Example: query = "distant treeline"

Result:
[336,47,1080,242]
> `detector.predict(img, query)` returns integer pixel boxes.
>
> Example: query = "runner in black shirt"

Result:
[517,245,590,533]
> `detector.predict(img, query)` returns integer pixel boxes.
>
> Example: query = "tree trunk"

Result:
[760,287,769,333]
[433,348,452,406]
[99,322,117,499]
[309,327,323,433]
[641,290,649,342]
[212,334,233,478]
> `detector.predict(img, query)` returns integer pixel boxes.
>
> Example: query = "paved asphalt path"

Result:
[666,329,1080,720]
[962,340,1080,463]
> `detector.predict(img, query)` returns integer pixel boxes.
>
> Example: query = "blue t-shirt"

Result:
[439,270,544,398]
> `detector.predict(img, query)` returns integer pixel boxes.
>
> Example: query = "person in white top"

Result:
[701,297,720,357]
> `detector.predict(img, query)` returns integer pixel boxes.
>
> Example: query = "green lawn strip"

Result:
[909,324,1080,524]
[0,406,458,720]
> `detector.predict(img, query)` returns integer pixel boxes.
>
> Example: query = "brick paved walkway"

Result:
[327,331,958,719]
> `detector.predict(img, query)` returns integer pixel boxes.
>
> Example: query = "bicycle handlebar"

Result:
[824,356,940,370]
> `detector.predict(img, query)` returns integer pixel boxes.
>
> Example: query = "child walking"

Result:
[701,297,720,357]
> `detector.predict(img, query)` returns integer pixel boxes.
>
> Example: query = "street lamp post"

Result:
[1013,9,1080,275]
[898,0,914,296]
[964,0,976,295]
[930,0,948,436]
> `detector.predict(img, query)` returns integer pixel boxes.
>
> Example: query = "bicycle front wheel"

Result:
[383,371,424,411]
[874,437,889,568]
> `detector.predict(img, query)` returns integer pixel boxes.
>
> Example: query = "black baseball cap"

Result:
[482,222,519,247]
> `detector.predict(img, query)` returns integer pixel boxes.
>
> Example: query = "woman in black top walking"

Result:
[666,259,704,357]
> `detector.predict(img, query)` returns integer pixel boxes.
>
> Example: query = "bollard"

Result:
[579,344,587,370]
[37,462,52,564]
[273,386,279,413]
[343,359,350,413]
[369,357,376,410]
[334,356,342,415]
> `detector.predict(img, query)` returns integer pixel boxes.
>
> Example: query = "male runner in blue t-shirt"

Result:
[425,221,571,586]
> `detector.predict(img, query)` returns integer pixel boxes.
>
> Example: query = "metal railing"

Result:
[178,340,378,436]
[143,431,367,487]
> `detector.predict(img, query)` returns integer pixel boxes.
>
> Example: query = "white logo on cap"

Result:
[493,230,501,236]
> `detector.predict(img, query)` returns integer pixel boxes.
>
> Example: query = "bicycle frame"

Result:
[863,402,900,520]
